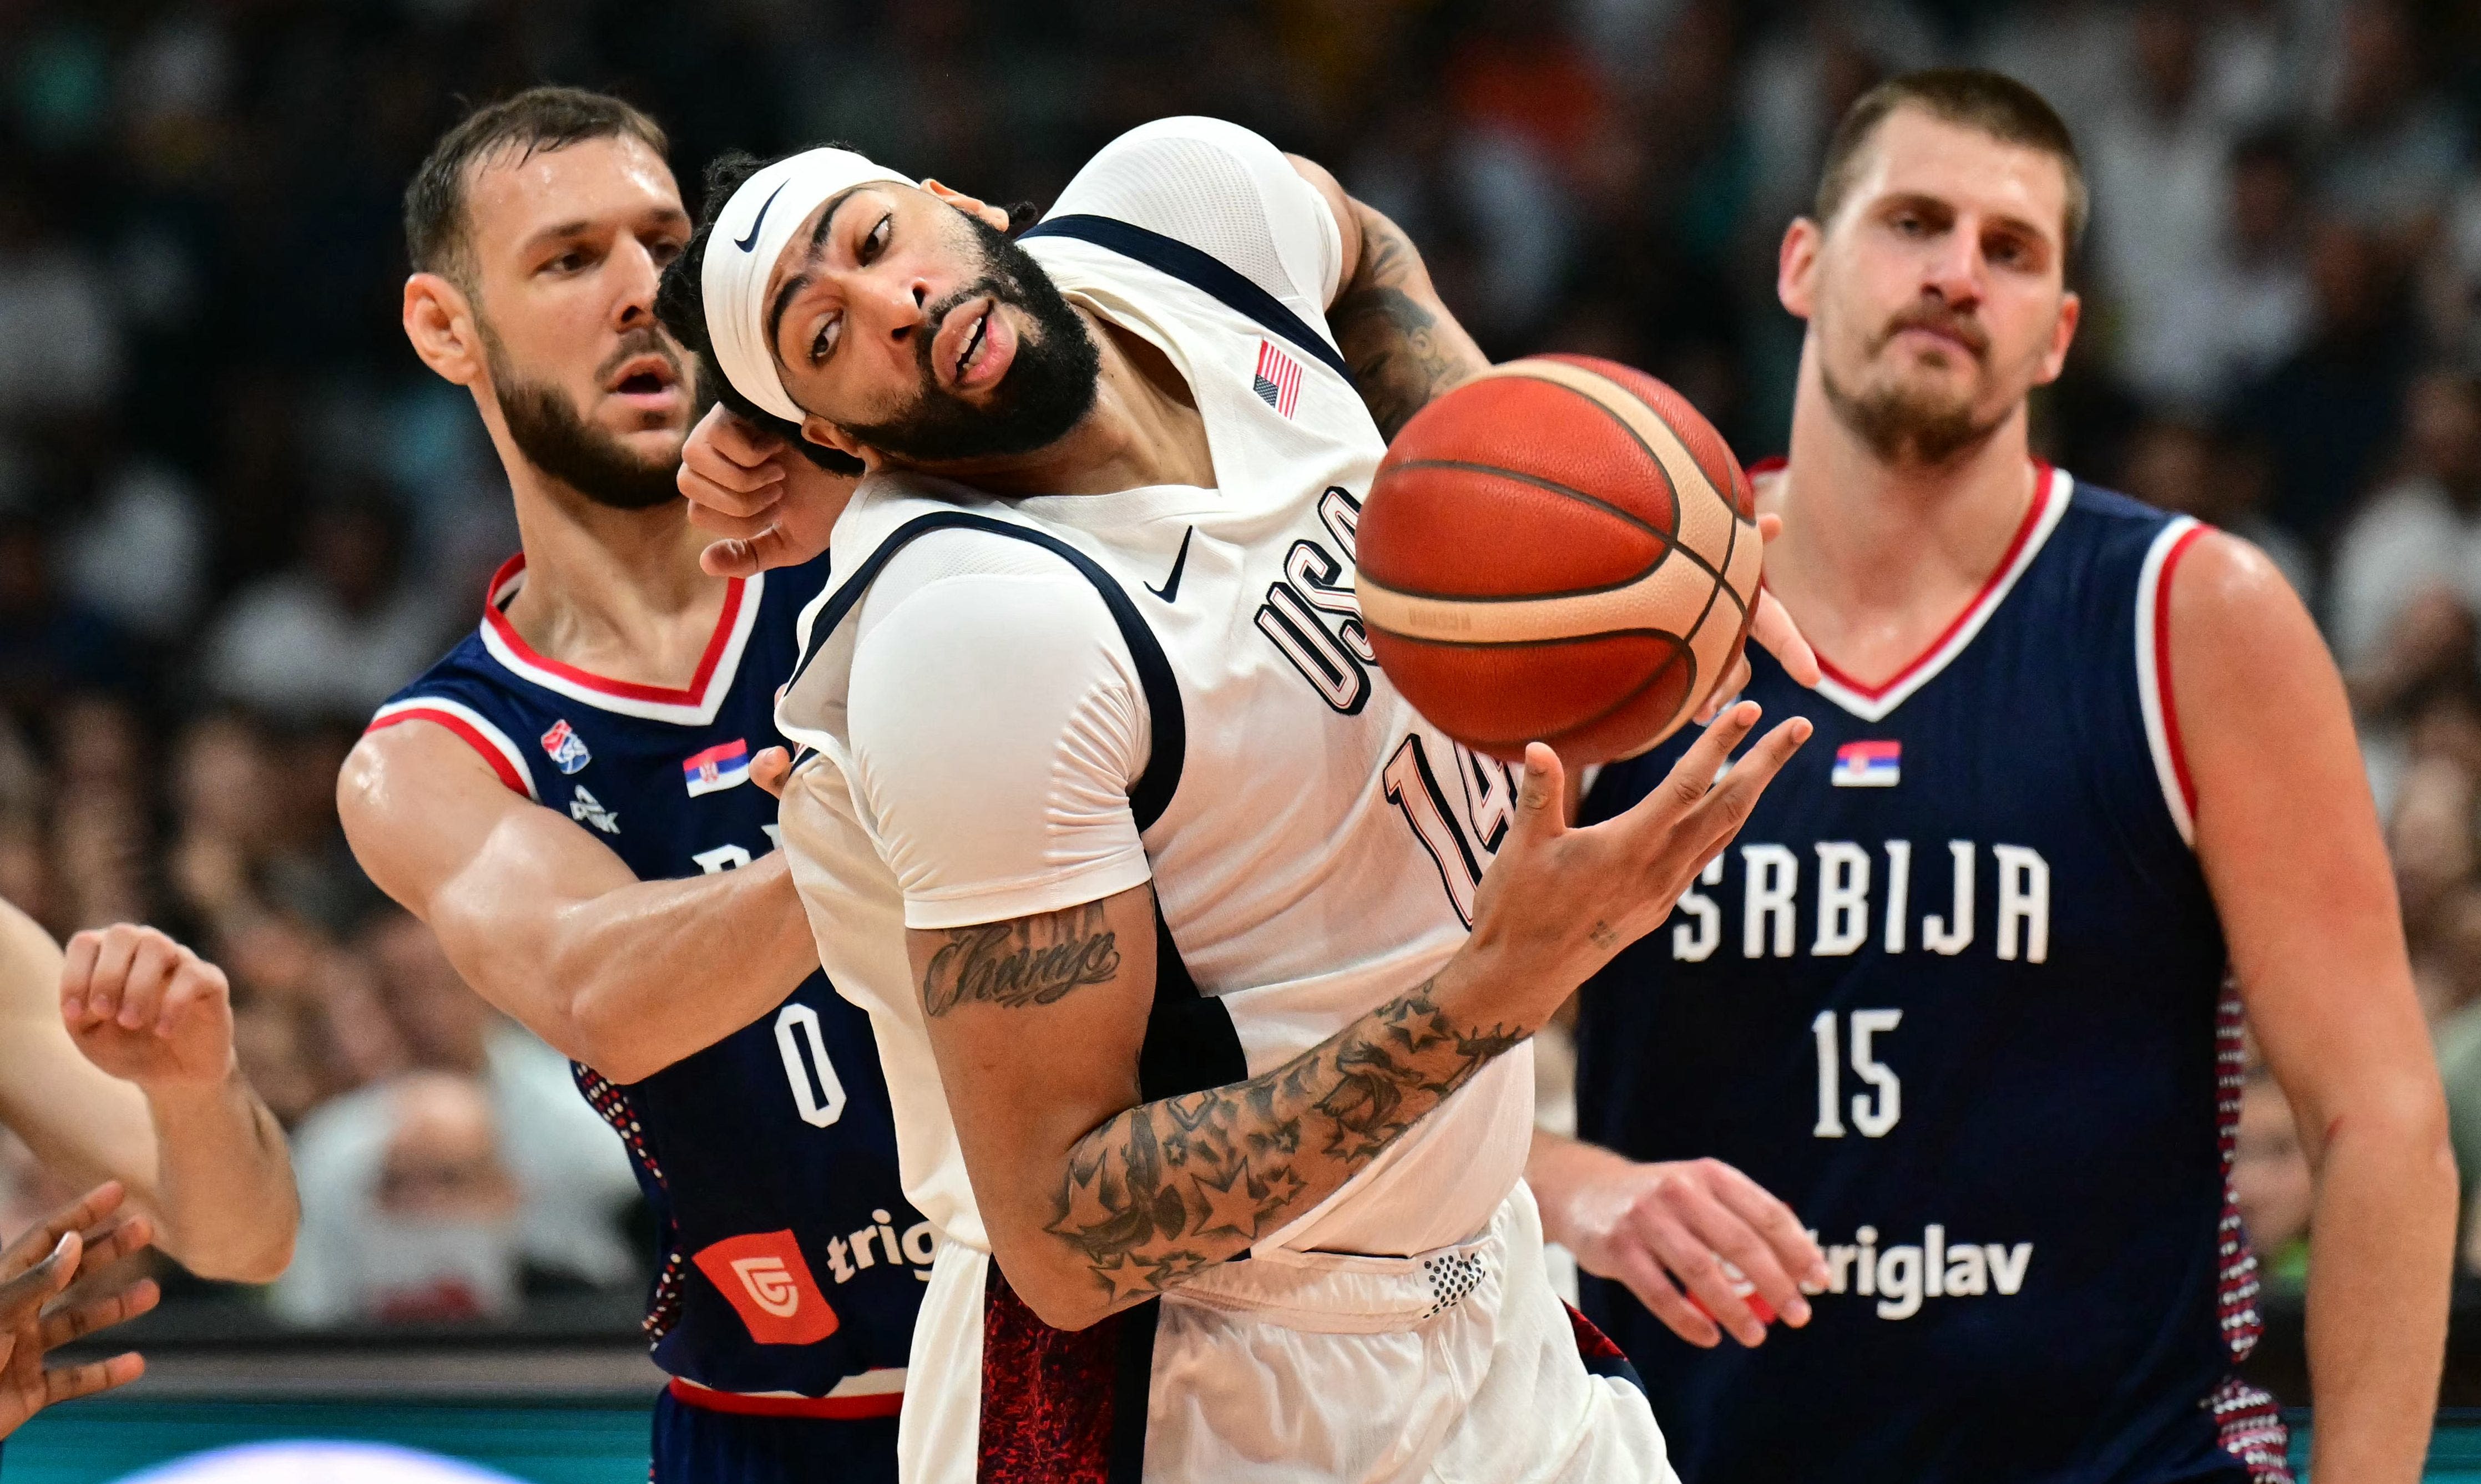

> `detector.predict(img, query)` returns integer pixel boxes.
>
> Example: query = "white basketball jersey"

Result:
[775,121,1532,1260]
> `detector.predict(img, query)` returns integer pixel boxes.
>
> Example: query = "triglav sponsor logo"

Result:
[1810,1223,2034,1320]
[730,1255,803,1318]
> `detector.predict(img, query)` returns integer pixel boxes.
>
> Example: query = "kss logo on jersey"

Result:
[693,1229,839,1345]
[540,718,591,774]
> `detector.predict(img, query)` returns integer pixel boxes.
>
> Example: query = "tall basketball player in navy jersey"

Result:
[1532,70,2454,1484]
[336,90,922,1483]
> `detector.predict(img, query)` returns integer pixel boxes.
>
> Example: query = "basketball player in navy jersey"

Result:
[1532,69,2453,1484]
[336,89,925,1483]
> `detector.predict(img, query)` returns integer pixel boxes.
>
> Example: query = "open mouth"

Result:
[606,354,681,399]
[953,311,991,386]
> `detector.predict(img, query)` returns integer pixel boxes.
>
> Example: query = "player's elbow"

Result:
[175,1207,299,1285]
[2318,1067,2457,1200]
[562,999,668,1087]
[1011,1267,1115,1334]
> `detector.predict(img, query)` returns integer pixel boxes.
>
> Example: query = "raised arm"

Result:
[908,712,1803,1332]
[338,721,816,1085]
[2171,530,2455,1484]
[0,906,295,1283]
[1286,155,1488,441]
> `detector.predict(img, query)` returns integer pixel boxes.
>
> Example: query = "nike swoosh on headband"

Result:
[735,181,789,252]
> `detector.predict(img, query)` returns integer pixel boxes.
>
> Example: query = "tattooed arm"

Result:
[1286,155,1490,441]
[906,706,1808,1333]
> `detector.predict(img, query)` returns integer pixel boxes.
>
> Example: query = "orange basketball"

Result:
[1354,354,1764,764]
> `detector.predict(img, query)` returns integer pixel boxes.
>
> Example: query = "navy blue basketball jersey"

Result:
[1575,467,2290,1484]
[372,554,925,1419]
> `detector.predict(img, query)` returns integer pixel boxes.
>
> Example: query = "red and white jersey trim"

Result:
[477,554,762,727]
[2136,517,2206,848]
[1804,462,2071,723]
[666,1366,905,1420]
[366,697,538,802]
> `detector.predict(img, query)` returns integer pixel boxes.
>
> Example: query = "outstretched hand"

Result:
[1472,702,1810,1017]
[677,406,858,577]
[0,1182,158,1439]
[1694,511,1818,725]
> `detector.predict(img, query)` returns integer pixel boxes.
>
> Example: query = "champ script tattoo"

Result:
[921,903,1121,1016]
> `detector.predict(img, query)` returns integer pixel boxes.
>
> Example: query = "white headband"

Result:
[701,146,917,424]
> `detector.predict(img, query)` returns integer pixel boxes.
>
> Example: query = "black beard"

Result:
[486,333,683,511]
[1818,361,2002,468]
[841,211,1100,465]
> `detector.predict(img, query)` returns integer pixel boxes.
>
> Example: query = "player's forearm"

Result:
[1327,202,1488,440]
[142,1064,296,1283]
[503,852,818,1083]
[1018,954,1535,1330]
[2300,1093,2455,1483]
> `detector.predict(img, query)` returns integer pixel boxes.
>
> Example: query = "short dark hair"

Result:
[656,150,867,475]
[1813,68,2088,251]
[404,86,669,293]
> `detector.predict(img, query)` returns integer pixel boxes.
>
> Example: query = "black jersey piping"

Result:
[787,511,1184,830]
[1019,214,1355,386]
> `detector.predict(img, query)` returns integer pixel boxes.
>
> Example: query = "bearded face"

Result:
[829,210,1100,467]
[484,322,688,510]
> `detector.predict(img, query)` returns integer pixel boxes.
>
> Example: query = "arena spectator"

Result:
[275,1070,524,1325]
[203,495,453,726]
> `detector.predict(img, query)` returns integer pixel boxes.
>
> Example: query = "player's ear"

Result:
[404,272,484,387]
[800,414,876,468]
[2035,289,2081,386]
[920,179,1008,234]
[1777,217,1821,320]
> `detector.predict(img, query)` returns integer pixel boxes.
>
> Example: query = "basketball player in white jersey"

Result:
[658,118,1818,1482]
[1527,72,2453,1483]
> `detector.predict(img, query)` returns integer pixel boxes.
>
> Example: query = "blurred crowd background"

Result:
[1,0,2479,1331]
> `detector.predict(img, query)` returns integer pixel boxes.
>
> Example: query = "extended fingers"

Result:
[1664,1166,1812,1331]
[1686,716,1811,853]
[0,1235,77,1329]
[1706,1161,1829,1296]
[38,1277,158,1350]
[1612,1245,1721,1349]
[34,1350,145,1413]
[1692,653,1755,726]
[1629,1199,1769,1346]
[0,1186,123,1282]
[70,1213,154,1280]
[1752,589,1820,688]
[1651,702,1762,816]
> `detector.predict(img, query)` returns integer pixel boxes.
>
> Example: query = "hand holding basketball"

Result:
[1358,356,1774,764]
[1468,701,1809,1019]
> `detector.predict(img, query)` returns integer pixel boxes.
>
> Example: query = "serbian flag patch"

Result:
[683,738,752,797]
[1253,339,1302,418]
[1830,740,1901,787]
